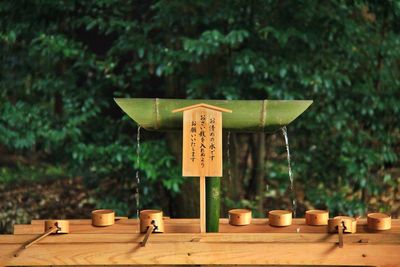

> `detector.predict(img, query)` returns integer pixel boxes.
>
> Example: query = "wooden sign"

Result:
[173,103,231,177]
[173,103,232,233]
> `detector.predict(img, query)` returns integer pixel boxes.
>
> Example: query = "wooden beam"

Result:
[15,219,400,235]
[29,218,392,225]
[1,233,400,244]
[1,242,399,266]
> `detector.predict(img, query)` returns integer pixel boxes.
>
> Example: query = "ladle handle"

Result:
[25,227,58,249]
[15,227,58,257]
[338,221,344,248]
[115,216,129,221]
[141,224,155,247]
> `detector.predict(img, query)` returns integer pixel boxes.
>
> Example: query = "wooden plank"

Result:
[1,233,400,244]
[1,242,399,266]
[16,219,400,234]
[29,218,400,226]
[30,218,173,225]
[15,223,141,234]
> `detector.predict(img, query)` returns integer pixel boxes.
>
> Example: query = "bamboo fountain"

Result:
[0,98,399,267]
[115,98,313,232]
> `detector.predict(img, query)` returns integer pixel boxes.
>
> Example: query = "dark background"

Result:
[1,0,399,233]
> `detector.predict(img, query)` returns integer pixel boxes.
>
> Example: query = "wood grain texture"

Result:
[2,233,400,244]
[2,219,400,267]
[1,242,399,266]
[29,218,380,225]
[17,219,400,235]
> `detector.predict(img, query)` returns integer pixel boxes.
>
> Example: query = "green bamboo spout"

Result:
[114,98,312,133]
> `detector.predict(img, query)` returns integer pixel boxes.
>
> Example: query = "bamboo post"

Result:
[206,177,220,232]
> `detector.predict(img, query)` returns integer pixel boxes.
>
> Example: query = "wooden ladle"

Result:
[15,220,69,257]
[328,216,357,248]
[140,210,164,247]
[91,209,128,227]
[141,220,156,247]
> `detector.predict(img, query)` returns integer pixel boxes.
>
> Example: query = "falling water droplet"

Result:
[282,126,297,218]
[135,125,141,219]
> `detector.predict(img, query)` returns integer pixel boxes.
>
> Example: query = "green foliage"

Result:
[0,165,65,184]
[0,0,399,217]
[137,141,182,194]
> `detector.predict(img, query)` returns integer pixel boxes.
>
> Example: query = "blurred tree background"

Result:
[0,0,399,233]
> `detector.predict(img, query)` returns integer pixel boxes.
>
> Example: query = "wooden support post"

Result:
[200,175,206,233]
[173,104,232,234]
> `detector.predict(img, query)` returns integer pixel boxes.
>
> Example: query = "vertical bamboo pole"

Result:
[206,177,220,232]
[200,175,206,233]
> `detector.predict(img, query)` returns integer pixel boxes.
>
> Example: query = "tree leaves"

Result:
[0,0,398,218]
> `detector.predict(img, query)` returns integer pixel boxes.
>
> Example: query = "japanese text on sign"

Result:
[181,107,223,177]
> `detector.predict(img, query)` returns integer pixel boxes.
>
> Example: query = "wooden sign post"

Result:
[173,103,232,233]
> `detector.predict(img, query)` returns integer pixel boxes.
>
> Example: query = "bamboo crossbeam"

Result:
[16,219,400,235]
[114,98,313,132]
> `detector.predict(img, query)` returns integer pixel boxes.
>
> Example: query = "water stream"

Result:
[135,125,141,219]
[282,126,297,218]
